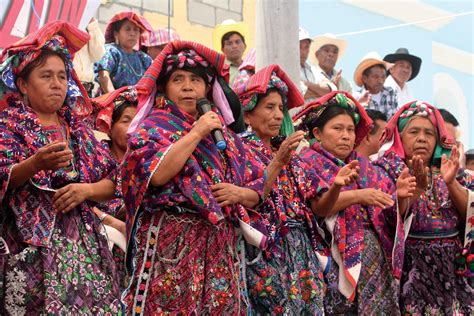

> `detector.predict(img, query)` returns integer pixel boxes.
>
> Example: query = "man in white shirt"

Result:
[309,33,352,94]
[299,27,334,101]
[383,48,422,106]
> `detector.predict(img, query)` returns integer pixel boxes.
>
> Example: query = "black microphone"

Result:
[196,98,227,150]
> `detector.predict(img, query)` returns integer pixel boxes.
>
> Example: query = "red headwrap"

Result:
[0,21,92,118]
[104,11,153,44]
[293,90,373,147]
[129,40,245,133]
[238,64,304,110]
[92,86,138,133]
[379,100,455,166]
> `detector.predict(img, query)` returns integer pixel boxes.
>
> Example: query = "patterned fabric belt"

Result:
[164,206,208,225]
[286,218,306,229]
[408,230,459,239]
[165,205,200,215]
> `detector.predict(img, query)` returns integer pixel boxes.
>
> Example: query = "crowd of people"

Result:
[0,10,473,315]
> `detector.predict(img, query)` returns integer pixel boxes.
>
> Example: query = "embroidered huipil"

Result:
[377,152,474,238]
[122,97,265,242]
[95,44,152,90]
[0,97,121,313]
[301,143,404,299]
[241,133,329,253]
[0,99,117,245]
[121,97,266,313]
[240,133,330,314]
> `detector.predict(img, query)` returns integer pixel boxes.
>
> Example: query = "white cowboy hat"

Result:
[309,33,347,65]
[354,51,393,87]
[299,27,312,42]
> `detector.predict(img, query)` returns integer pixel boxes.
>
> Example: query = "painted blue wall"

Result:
[300,0,474,148]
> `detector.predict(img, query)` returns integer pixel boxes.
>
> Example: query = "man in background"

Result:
[353,52,398,118]
[355,109,388,160]
[310,33,352,94]
[384,48,422,106]
[221,30,246,86]
[299,27,334,101]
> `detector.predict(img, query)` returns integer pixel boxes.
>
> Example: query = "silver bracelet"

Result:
[99,212,109,222]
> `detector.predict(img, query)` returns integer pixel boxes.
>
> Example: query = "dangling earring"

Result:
[246,124,253,133]
[23,93,29,106]
[115,37,119,45]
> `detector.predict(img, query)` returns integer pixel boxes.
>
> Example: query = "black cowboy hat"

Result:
[383,48,422,81]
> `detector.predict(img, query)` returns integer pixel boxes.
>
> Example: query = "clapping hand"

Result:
[408,155,429,192]
[359,188,394,209]
[357,91,371,107]
[333,160,359,186]
[440,145,460,185]
[331,70,342,89]
[396,168,416,198]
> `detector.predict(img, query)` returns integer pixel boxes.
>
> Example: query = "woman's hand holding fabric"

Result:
[440,145,460,185]
[210,183,260,208]
[396,168,416,198]
[359,188,394,209]
[150,112,222,187]
[33,142,74,172]
[273,131,305,166]
[334,160,359,186]
[211,183,243,207]
[190,111,222,140]
[53,183,92,213]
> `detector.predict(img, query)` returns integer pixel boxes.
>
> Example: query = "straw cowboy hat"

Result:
[383,47,422,81]
[309,33,347,65]
[212,19,249,52]
[354,52,393,87]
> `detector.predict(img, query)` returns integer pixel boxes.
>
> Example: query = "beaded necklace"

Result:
[422,171,443,218]
[120,46,144,77]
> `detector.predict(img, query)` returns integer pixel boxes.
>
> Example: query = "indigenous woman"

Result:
[92,85,139,290]
[93,85,138,221]
[95,12,153,94]
[296,91,411,314]
[375,101,473,314]
[0,21,120,314]
[237,65,359,314]
[121,41,266,314]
